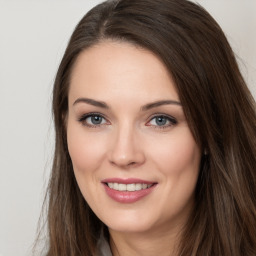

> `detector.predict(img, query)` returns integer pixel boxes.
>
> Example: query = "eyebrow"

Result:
[73,97,181,110]
[73,98,109,109]
[141,100,182,111]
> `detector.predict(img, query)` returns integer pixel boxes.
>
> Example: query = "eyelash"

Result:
[78,113,177,129]
[146,114,177,129]
[78,112,109,128]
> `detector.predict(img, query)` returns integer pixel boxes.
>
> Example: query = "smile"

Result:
[102,178,157,203]
[107,183,153,191]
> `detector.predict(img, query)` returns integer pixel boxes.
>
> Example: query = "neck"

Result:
[109,224,183,256]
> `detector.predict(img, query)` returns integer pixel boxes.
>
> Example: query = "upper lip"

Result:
[101,178,157,184]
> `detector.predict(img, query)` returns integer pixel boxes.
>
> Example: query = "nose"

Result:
[108,124,145,169]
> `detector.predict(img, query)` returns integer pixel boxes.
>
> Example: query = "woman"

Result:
[39,0,256,255]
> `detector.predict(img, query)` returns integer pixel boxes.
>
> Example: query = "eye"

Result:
[147,115,177,128]
[78,113,108,127]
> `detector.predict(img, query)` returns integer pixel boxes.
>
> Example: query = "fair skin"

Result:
[67,41,201,256]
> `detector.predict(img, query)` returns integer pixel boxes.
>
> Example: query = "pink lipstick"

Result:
[101,178,157,203]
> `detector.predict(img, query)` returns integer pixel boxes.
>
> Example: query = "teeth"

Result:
[107,183,153,192]
[113,183,119,190]
[127,184,135,191]
[135,184,142,191]
[119,184,126,191]
[142,184,147,189]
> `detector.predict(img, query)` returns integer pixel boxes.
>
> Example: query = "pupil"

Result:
[156,117,167,126]
[92,116,102,124]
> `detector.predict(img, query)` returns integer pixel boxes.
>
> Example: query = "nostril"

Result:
[109,160,137,168]
[128,161,136,166]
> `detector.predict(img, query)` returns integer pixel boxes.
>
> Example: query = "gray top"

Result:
[97,232,113,256]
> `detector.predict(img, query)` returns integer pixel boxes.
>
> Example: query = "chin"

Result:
[101,212,159,234]
[108,222,153,234]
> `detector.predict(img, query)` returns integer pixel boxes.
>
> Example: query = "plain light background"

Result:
[0,1,255,256]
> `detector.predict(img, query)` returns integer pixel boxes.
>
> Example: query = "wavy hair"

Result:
[37,0,256,255]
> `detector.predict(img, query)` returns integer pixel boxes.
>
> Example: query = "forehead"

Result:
[69,41,179,103]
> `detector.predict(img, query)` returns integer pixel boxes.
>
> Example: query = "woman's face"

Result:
[67,41,201,235]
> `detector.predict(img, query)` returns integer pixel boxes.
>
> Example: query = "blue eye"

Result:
[79,114,108,127]
[87,115,104,125]
[148,115,177,128]
[153,116,168,126]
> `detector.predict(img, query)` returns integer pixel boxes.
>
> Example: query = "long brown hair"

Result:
[38,0,256,255]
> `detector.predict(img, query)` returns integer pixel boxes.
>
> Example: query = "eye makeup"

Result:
[77,111,178,131]
[78,112,110,128]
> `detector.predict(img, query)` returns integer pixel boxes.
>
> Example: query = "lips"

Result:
[101,178,157,203]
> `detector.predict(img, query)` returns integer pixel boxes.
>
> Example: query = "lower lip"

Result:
[103,183,156,203]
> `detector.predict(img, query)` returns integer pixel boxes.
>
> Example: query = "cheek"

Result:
[66,122,106,174]
[66,123,108,216]
[147,129,201,220]
[158,129,200,171]
[151,128,200,175]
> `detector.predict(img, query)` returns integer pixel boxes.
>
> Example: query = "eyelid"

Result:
[78,112,110,127]
[77,112,177,129]
[146,113,177,128]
